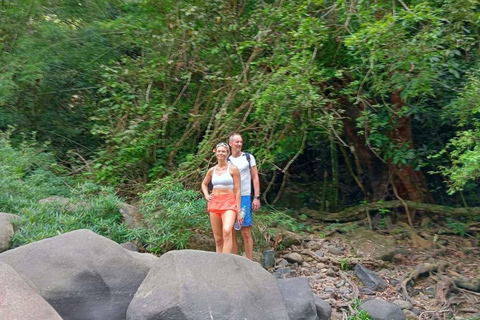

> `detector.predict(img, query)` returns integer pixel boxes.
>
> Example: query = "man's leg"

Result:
[240,196,253,260]
[240,226,254,260]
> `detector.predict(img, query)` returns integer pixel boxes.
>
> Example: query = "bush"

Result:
[139,180,209,253]
[0,133,158,248]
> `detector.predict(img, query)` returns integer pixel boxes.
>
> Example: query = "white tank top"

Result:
[212,163,234,189]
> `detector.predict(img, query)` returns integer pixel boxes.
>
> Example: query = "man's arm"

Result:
[250,165,261,211]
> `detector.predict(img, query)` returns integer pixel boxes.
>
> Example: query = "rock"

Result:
[187,233,216,251]
[126,250,289,320]
[327,246,345,255]
[345,228,396,261]
[306,240,323,250]
[0,213,20,253]
[273,267,293,279]
[263,249,276,268]
[38,196,89,212]
[281,230,303,248]
[0,229,158,320]
[0,262,63,320]
[424,286,436,298]
[276,258,289,267]
[314,295,331,320]
[119,203,145,228]
[284,252,304,264]
[354,264,388,291]
[121,242,138,251]
[38,196,70,206]
[359,299,406,320]
[277,277,318,320]
[326,268,336,277]
[393,299,413,310]
[315,250,325,257]
[403,309,419,320]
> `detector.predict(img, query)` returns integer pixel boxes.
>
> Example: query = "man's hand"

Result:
[252,198,261,211]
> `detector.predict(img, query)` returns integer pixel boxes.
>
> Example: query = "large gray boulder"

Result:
[277,277,318,320]
[359,299,406,320]
[0,213,20,253]
[0,262,63,320]
[0,229,158,320]
[127,250,290,320]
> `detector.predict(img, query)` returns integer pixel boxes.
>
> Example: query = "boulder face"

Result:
[127,250,290,320]
[0,229,158,320]
[0,262,63,320]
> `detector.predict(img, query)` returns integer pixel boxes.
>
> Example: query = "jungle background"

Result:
[2,0,480,267]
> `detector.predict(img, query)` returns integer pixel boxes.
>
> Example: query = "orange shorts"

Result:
[208,194,238,217]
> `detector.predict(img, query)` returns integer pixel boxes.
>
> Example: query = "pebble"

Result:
[334,280,345,288]
[326,268,336,277]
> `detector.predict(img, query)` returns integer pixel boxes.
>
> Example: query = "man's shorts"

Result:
[240,196,252,227]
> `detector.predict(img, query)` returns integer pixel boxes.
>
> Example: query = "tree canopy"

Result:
[2,0,480,217]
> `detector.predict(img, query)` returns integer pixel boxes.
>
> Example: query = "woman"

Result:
[201,142,242,254]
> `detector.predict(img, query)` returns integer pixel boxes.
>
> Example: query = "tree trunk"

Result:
[389,91,433,203]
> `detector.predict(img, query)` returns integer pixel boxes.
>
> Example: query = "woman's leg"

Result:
[209,212,224,253]
[232,230,238,254]
[221,209,236,253]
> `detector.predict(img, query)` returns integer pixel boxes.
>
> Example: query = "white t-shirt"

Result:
[229,152,256,196]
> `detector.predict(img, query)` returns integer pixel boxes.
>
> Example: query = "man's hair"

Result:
[228,133,242,143]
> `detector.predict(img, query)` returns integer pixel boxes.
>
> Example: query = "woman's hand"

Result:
[205,194,212,202]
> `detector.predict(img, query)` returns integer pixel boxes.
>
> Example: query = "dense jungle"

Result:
[1,0,480,319]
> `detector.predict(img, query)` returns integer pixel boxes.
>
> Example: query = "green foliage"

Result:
[139,180,210,253]
[3,0,480,210]
[0,133,160,248]
[347,299,373,320]
[446,218,468,237]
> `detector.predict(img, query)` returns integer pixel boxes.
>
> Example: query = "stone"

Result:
[273,267,293,279]
[393,299,413,310]
[0,229,157,320]
[359,299,406,320]
[280,230,303,248]
[345,228,396,261]
[263,249,276,268]
[121,242,138,252]
[0,213,19,253]
[314,295,332,320]
[119,203,145,228]
[354,264,388,291]
[38,196,89,212]
[0,262,63,320]
[127,250,289,320]
[403,309,419,320]
[276,258,289,267]
[327,246,345,255]
[315,250,325,257]
[284,252,304,264]
[277,277,318,320]
[306,240,323,250]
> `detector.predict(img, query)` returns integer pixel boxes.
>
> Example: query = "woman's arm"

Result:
[231,166,242,219]
[201,168,213,201]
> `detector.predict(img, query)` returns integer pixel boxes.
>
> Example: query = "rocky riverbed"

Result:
[263,225,480,320]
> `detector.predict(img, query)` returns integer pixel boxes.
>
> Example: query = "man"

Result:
[228,133,260,260]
